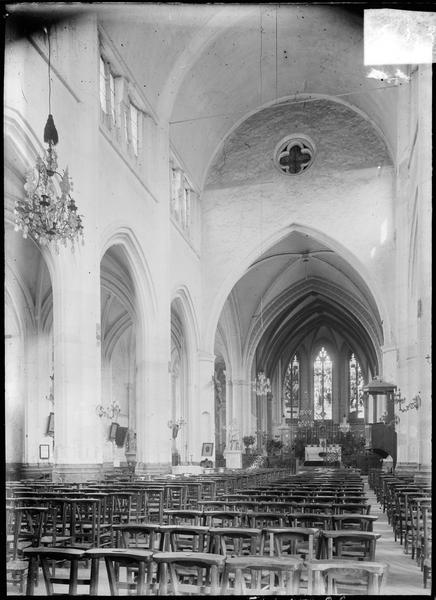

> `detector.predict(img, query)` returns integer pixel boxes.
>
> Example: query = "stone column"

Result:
[416,65,432,474]
[51,247,103,482]
[193,351,215,463]
[49,14,103,482]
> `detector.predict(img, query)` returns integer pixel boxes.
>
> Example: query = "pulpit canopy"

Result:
[362,376,396,396]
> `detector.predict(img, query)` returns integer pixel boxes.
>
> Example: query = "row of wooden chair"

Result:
[22,545,388,595]
[368,468,432,588]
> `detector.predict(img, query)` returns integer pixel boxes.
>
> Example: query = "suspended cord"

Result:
[47,27,52,114]
[275,4,278,103]
[259,7,263,106]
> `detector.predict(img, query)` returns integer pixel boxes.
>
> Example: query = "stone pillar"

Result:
[49,14,103,482]
[51,248,103,482]
[416,65,432,473]
[193,351,215,463]
[232,378,251,435]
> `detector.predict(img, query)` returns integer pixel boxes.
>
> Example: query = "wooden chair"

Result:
[160,524,211,552]
[332,514,378,532]
[261,527,319,560]
[113,523,165,551]
[221,555,303,595]
[24,547,90,595]
[40,498,74,547]
[153,551,225,595]
[163,508,204,525]
[319,530,381,561]
[246,511,286,528]
[209,527,262,556]
[7,506,49,595]
[202,510,245,528]
[332,502,371,515]
[84,548,154,595]
[69,497,112,549]
[289,512,332,530]
[144,488,165,523]
[306,559,388,594]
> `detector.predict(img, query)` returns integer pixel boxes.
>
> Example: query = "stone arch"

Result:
[170,286,200,464]
[202,92,395,191]
[99,226,158,466]
[204,223,390,358]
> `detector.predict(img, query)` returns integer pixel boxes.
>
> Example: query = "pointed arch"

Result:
[204,223,389,355]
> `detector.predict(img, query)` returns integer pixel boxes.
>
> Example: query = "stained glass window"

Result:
[314,347,332,420]
[349,353,364,418]
[283,354,300,419]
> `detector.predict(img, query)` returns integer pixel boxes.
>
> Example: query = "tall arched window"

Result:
[283,354,300,419]
[349,353,364,418]
[314,347,332,420]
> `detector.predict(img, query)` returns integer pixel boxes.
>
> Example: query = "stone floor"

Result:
[6,475,432,596]
[363,476,431,597]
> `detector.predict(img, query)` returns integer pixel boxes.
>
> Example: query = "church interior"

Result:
[4,3,432,596]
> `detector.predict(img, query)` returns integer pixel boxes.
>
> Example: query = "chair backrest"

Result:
[221,555,303,595]
[160,524,211,552]
[247,511,286,528]
[153,551,225,595]
[11,506,48,558]
[164,509,204,525]
[263,527,319,560]
[306,559,388,595]
[144,488,164,523]
[321,530,381,561]
[209,527,262,556]
[203,510,245,528]
[332,514,378,531]
[114,523,164,551]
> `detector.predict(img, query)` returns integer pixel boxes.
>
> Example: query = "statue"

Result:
[228,419,241,451]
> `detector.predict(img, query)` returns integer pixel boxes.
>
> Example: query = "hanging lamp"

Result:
[14,26,84,251]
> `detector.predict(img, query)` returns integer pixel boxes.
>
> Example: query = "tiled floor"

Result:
[7,475,432,596]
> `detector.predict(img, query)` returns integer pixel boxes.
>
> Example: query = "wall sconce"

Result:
[394,390,421,412]
[168,418,186,439]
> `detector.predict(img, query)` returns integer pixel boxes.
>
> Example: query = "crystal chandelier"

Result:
[14,27,84,251]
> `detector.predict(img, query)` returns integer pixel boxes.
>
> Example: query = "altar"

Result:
[304,444,341,465]
[224,450,242,469]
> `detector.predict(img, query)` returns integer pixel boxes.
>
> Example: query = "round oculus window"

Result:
[274,135,315,175]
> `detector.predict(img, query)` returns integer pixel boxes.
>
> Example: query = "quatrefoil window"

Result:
[274,136,315,175]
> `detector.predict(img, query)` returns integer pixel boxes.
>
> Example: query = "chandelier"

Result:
[14,27,84,251]
[252,371,272,397]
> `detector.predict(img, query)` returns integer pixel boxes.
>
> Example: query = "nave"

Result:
[6,466,432,596]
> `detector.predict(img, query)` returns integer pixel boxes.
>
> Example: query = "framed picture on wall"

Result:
[201,442,214,457]
[39,444,50,460]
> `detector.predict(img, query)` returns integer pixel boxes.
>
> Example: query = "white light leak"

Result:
[364,9,436,65]
[367,67,411,84]
[370,247,377,259]
[380,219,388,244]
